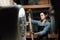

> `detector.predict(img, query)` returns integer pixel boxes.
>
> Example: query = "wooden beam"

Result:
[28,9,34,40]
[22,4,51,9]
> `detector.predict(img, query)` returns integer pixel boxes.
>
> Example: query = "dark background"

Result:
[51,0,60,38]
[14,0,28,5]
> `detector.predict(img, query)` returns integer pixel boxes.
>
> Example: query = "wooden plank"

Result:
[22,4,51,9]
[28,9,34,40]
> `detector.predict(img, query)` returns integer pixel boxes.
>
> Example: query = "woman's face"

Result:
[40,12,47,20]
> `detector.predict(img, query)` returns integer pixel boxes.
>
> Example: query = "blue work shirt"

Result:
[31,19,51,36]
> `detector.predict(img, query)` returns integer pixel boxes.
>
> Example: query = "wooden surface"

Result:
[22,4,51,9]
[26,32,58,39]
[48,33,58,38]
[28,10,34,40]
[26,32,38,38]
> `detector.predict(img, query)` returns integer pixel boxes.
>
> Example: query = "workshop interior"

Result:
[0,0,59,40]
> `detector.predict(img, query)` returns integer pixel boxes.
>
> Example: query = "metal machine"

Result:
[0,5,26,40]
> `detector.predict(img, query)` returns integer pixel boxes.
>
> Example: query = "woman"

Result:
[31,11,51,40]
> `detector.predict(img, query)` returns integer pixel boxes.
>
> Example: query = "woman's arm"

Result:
[31,19,39,25]
[35,22,51,36]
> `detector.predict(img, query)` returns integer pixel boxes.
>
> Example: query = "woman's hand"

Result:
[30,31,34,34]
[30,29,34,35]
[34,33,38,35]
[30,30,38,35]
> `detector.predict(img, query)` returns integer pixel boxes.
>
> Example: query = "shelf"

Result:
[22,4,51,9]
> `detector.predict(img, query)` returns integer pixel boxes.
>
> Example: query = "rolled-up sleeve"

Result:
[37,22,51,36]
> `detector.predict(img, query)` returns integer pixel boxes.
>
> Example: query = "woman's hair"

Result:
[40,10,50,20]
